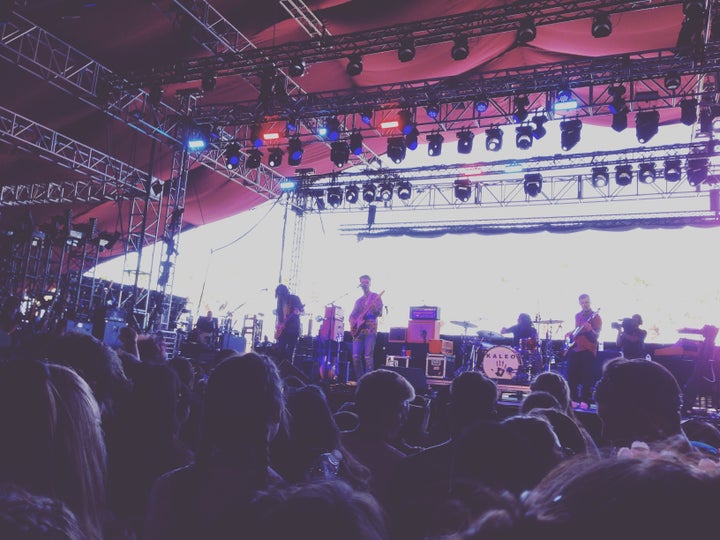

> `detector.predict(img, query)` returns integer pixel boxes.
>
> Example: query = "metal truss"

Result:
[0,178,132,206]
[116,0,686,88]
[279,0,330,39]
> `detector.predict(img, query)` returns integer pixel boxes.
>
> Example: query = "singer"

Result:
[349,275,383,380]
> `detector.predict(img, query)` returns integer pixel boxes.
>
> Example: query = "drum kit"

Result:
[452,317,564,383]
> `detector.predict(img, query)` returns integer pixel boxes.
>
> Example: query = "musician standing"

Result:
[275,284,304,364]
[349,274,383,380]
[565,293,602,408]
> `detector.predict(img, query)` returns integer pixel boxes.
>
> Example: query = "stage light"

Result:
[608,85,628,132]
[287,116,299,134]
[475,95,489,114]
[397,180,412,200]
[330,141,350,167]
[523,173,542,197]
[591,13,612,38]
[250,124,264,147]
[556,84,572,103]
[663,159,682,182]
[485,126,503,151]
[516,125,533,150]
[288,137,303,166]
[315,194,326,211]
[680,99,698,126]
[612,110,628,132]
[346,54,363,76]
[687,157,708,186]
[362,183,376,203]
[345,184,359,204]
[615,164,633,186]
[327,186,343,208]
[405,127,419,151]
[268,147,284,167]
[512,96,529,123]
[664,71,681,91]
[186,129,209,151]
[289,57,306,77]
[280,179,297,192]
[530,116,547,140]
[426,101,440,119]
[457,130,474,154]
[638,162,656,184]
[387,137,406,164]
[451,35,469,60]
[453,179,472,202]
[398,110,414,136]
[378,180,394,201]
[398,36,416,62]
[636,110,659,144]
[224,142,241,170]
[350,131,364,155]
[360,108,373,125]
[560,119,582,151]
[201,72,216,92]
[427,133,444,157]
[246,149,262,169]
[517,17,536,44]
[323,117,341,141]
[591,167,609,187]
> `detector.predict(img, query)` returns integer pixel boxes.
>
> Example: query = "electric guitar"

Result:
[566,308,601,350]
[350,290,384,338]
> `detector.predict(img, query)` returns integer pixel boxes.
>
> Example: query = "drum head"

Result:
[481,346,521,380]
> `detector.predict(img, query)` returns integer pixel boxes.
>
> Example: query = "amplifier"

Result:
[388,327,408,343]
[407,320,442,343]
[409,306,441,320]
[386,355,411,368]
[429,339,453,355]
[426,354,455,379]
[319,305,344,341]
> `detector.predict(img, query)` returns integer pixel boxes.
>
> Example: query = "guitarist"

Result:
[565,293,602,409]
[274,284,304,364]
[349,274,384,380]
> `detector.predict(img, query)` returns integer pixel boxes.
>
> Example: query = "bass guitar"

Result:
[350,290,384,338]
[566,308,601,350]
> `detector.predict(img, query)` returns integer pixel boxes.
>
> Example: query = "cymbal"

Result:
[536,319,564,324]
[477,330,504,341]
[451,320,477,329]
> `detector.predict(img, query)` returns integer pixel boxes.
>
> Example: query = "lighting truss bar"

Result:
[279,0,329,38]
[0,179,131,207]
[0,105,157,198]
[0,10,286,200]
[114,0,685,88]
[192,44,720,127]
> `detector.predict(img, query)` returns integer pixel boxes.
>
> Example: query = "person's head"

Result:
[621,317,638,332]
[578,294,591,310]
[449,371,498,436]
[0,484,84,540]
[275,284,289,299]
[136,332,167,364]
[0,360,106,539]
[359,275,371,293]
[594,357,684,448]
[632,313,643,326]
[520,390,562,415]
[354,368,415,438]
[530,371,572,415]
[518,313,533,326]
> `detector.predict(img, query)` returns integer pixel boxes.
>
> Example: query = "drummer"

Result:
[501,313,539,349]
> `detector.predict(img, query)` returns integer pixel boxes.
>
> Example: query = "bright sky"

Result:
[94,120,720,345]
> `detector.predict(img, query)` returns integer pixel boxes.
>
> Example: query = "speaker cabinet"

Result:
[407,320,442,343]
[319,305,345,341]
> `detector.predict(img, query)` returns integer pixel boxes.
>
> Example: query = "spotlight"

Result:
[405,127,419,151]
[398,110,414,136]
[608,85,628,132]
[250,124,264,148]
[398,36,416,62]
[224,142,241,170]
[360,108,373,125]
[457,130,474,154]
[288,137,303,166]
[515,125,533,150]
[327,186,343,208]
[556,84,572,103]
[346,54,363,76]
[485,127,503,151]
[246,149,262,169]
[664,71,681,91]
[268,147,284,167]
[324,117,341,141]
[635,110,659,144]
[187,125,214,151]
[330,141,350,167]
[362,183,376,203]
[345,184,360,204]
[680,99,698,126]
[591,13,612,38]
[378,180,394,201]
[531,116,547,139]
[287,116,299,134]
[560,119,582,151]
[615,164,633,186]
[426,101,440,119]
[638,162,656,184]
[663,159,682,182]
[397,180,412,200]
[387,137,406,164]
[289,57,306,77]
[517,17,536,44]
[427,133,444,157]
[350,131,364,155]
[612,110,628,132]
[451,35,469,60]
[591,166,609,187]
[453,179,472,202]
[512,96,529,123]
[687,157,708,186]
[201,72,216,92]
[475,95,489,114]
[523,173,542,197]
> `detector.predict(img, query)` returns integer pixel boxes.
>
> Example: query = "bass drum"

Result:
[480,345,522,380]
